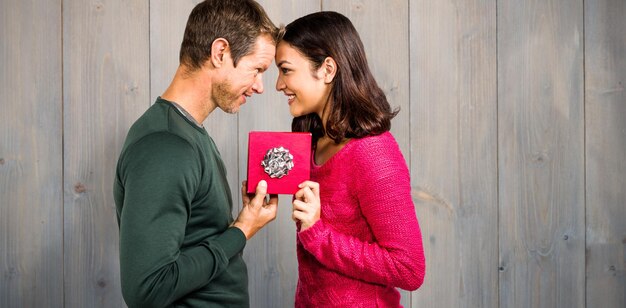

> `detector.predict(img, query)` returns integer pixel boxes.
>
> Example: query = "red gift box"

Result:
[246,131,312,194]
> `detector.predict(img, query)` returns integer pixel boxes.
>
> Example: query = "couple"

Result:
[113,0,425,307]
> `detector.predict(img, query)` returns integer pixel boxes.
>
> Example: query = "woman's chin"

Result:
[289,108,302,118]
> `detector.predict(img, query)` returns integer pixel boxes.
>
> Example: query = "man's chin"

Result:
[221,108,238,114]
[221,104,240,114]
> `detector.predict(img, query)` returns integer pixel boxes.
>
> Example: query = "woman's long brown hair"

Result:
[280,11,398,146]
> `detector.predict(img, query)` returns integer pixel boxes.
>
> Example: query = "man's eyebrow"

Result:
[255,62,269,71]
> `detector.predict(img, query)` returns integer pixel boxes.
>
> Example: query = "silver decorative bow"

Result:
[261,146,294,178]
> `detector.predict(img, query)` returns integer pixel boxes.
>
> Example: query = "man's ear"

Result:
[210,38,229,68]
[322,57,337,83]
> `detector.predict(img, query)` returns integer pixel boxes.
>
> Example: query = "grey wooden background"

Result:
[1,0,624,307]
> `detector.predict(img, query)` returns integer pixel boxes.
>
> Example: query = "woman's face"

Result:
[275,42,331,118]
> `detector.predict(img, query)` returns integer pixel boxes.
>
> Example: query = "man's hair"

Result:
[179,0,278,71]
[280,11,398,145]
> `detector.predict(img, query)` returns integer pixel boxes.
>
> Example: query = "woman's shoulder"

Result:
[348,131,410,188]
[350,131,400,158]
[343,132,408,175]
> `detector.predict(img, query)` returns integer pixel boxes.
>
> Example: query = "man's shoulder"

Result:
[124,100,205,150]
[124,101,170,142]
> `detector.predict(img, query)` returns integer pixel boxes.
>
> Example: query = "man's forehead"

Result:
[246,36,276,65]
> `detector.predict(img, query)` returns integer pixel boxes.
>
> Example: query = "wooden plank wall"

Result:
[62,0,149,306]
[410,0,498,307]
[498,0,586,307]
[1,1,625,307]
[0,0,64,307]
[585,0,626,307]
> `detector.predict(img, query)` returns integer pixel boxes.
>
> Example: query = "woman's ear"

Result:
[210,38,229,68]
[322,57,337,83]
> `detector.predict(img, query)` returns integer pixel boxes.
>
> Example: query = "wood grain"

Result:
[410,0,498,307]
[585,0,626,306]
[63,0,149,306]
[0,0,63,306]
[498,0,585,307]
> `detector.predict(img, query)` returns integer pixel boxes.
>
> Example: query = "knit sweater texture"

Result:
[295,131,426,307]
[114,97,248,307]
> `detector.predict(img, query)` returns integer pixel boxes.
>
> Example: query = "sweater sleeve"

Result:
[117,132,246,307]
[297,134,425,291]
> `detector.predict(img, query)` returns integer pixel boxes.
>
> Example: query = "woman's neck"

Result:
[315,135,349,166]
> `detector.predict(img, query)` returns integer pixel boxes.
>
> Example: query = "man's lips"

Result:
[241,93,251,104]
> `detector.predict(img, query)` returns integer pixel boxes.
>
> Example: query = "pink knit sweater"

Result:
[295,132,425,307]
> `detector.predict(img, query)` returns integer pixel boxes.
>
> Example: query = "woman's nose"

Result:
[275,76,285,91]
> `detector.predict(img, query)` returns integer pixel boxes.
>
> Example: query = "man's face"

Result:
[213,35,276,114]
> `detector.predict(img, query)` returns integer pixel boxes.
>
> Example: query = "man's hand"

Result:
[232,180,279,239]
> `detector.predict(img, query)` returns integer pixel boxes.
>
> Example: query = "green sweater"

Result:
[114,97,248,307]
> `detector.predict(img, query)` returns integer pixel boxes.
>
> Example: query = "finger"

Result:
[298,181,320,195]
[292,200,309,212]
[241,181,251,204]
[250,180,268,207]
[264,200,278,215]
[267,194,279,207]
[294,187,306,201]
[292,210,306,222]
[293,186,313,203]
[301,186,316,203]
[309,182,320,196]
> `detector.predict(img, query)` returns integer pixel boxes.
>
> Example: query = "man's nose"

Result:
[252,74,264,94]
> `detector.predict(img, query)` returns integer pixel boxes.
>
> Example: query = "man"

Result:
[113,0,279,307]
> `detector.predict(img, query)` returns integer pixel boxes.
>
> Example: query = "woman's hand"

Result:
[292,181,321,231]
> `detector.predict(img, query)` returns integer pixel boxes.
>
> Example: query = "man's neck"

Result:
[161,65,216,124]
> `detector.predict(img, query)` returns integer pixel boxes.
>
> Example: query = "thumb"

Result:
[251,180,268,206]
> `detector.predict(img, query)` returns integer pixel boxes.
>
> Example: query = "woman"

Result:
[275,11,426,307]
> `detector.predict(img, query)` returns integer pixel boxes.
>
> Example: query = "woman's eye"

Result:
[280,68,290,74]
